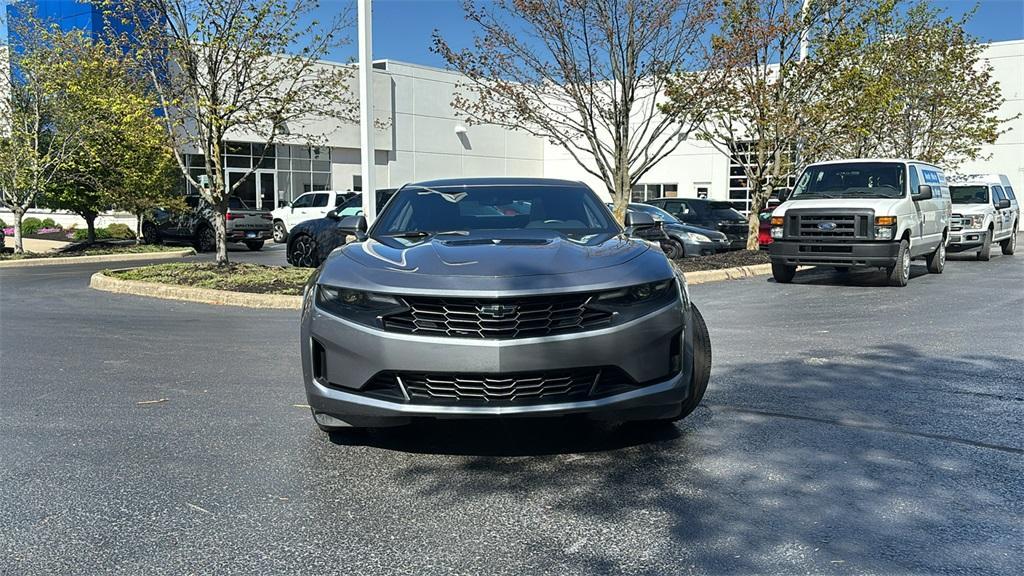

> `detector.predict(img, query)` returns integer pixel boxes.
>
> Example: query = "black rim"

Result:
[292,237,317,267]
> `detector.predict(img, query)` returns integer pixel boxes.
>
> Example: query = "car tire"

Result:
[926,238,946,274]
[290,234,320,268]
[273,221,288,243]
[662,239,685,260]
[887,239,911,287]
[771,261,796,283]
[244,240,264,251]
[977,229,992,261]
[141,222,161,245]
[1001,226,1017,255]
[638,304,712,426]
[193,225,216,253]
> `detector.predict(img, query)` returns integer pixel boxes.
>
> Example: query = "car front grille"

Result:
[951,213,968,232]
[381,293,613,339]
[360,367,640,405]
[786,211,872,239]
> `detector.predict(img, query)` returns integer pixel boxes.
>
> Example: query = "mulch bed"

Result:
[109,263,314,296]
[672,249,770,273]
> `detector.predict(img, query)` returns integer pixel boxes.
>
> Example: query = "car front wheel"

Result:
[290,234,320,268]
[641,304,712,425]
[194,226,216,253]
[142,222,161,245]
[1001,227,1016,255]
[273,221,287,243]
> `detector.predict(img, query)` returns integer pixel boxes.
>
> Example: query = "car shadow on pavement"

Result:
[776,264,932,286]
[349,344,1024,574]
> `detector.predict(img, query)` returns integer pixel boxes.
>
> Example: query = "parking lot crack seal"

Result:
[713,404,1024,455]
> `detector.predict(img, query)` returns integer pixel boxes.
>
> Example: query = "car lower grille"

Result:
[786,211,872,239]
[360,367,640,405]
[381,293,613,339]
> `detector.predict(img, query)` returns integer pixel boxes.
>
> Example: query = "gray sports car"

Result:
[300,178,712,432]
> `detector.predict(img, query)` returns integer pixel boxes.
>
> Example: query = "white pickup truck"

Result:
[769,159,952,287]
[947,174,1018,260]
[271,190,355,243]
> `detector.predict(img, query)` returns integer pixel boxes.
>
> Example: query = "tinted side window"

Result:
[992,186,1006,202]
[909,166,921,195]
[1004,186,1016,200]
[311,193,329,208]
[291,194,313,208]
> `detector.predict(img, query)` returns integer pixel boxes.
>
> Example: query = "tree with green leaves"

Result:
[805,1,1011,169]
[664,0,887,250]
[109,0,357,265]
[433,0,723,223]
[0,22,94,253]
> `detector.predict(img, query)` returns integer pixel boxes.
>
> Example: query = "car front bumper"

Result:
[770,239,901,267]
[227,229,272,242]
[300,297,692,426]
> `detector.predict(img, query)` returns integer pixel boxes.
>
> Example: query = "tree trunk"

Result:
[12,210,24,254]
[213,210,228,266]
[746,211,760,251]
[85,214,97,245]
[135,213,143,245]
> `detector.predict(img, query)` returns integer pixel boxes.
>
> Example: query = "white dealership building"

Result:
[3,39,1022,228]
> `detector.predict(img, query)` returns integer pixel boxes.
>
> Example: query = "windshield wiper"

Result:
[382,230,470,238]
[793,192,836,199]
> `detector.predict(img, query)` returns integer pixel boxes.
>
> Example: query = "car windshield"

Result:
[708,201,746,221]
[950,185,989,204]
[372,184,618,241]
[792,162,906,199]
[628,204,680,223]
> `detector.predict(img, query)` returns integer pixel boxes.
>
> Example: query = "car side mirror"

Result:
[624,211,656,233]
[913,184,933,201]
[338,215,367,240]
[326,209,340,220]
[996,198,1011,210]
[278,200,289,209]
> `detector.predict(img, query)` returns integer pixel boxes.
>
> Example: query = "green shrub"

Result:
[40,217,60,229]
[0,217,6,228]
[21,217,43,235]
[105,223,136,239]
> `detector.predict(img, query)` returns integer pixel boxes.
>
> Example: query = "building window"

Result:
[276,144,333,202]
[727,141,795,213]
[631,183,677,203]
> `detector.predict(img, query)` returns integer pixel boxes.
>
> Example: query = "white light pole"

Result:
[799,0,811,63]
[358,0,377,224]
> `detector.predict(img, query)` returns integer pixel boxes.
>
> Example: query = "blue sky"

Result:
[352,0,1024,67]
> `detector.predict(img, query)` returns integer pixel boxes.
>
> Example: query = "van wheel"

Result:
[926,239,946,274]
[887,239,910,287]
[977,230,992,261]
[771,261,796,283]
[1001,227,1016,255]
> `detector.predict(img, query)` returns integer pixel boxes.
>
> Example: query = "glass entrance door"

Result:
[257,171,277,211]
[227,170,257,208]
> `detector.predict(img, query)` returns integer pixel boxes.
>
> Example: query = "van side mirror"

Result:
[996,198,1011,210]
[777,189,791,203]
[338,215,367,240]
[913,184,933,201]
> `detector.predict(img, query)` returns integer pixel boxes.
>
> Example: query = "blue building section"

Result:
[6,0,137,48]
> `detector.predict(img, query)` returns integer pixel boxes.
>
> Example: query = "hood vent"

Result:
[440,238,552,247]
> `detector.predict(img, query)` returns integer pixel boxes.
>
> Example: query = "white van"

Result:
[769,159,952,287]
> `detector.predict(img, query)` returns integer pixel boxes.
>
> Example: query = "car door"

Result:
[286,193,315,228]
[308,192,331,220]
[908,165,928,243]
[992,186,1008,240]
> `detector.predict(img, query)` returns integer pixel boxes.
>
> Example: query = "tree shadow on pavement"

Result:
[345,344,1024,574]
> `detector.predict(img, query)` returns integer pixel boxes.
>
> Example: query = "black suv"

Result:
[646,198,749,250]
[143,196,273,252]
[286,189,397,267]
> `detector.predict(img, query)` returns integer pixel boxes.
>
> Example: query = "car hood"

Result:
[773,198,904,216]
[317,230,672,296]
[951,204,990,214]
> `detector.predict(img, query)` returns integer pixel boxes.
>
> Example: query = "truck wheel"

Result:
[244,240,264,251]
[887,239,910,287]
[771,261,796,283]
[1001,227,1017,255]
[977,230,992,261]
[926,239,946,274]
[141,222,161,245]
[193,226,216,253]
[273,221,288,243]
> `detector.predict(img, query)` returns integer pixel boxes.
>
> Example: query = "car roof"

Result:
[948,180,991,187]
[404,177,589,189]
[805,158,944,170]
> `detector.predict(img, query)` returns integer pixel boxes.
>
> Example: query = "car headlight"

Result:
[875,216,896,240]
[770,227,783,239]
[591,279,680,322]
[967,214,985,229]
[315,285,407,326]
[687,232,711,243]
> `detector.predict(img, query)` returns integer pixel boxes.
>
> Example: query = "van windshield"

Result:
[950,186,989,204]
[791,162,906,199]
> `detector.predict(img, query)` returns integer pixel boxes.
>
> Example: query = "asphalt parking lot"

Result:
[1,242,1022,575]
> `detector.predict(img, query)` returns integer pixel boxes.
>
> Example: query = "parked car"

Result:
[300,177,711,432]
[645,197,749,250]
[768,159,952,286]
[757,194,784,247]
[947,175,1018,259]
[271,190,355,243]
[286,189,397,268]
[625,203,731,257]
[143,195,272,251]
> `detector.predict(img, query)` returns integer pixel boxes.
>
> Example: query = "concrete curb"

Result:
[0,248,195,268]
[89,270,303,310]
[681,263,774,285]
